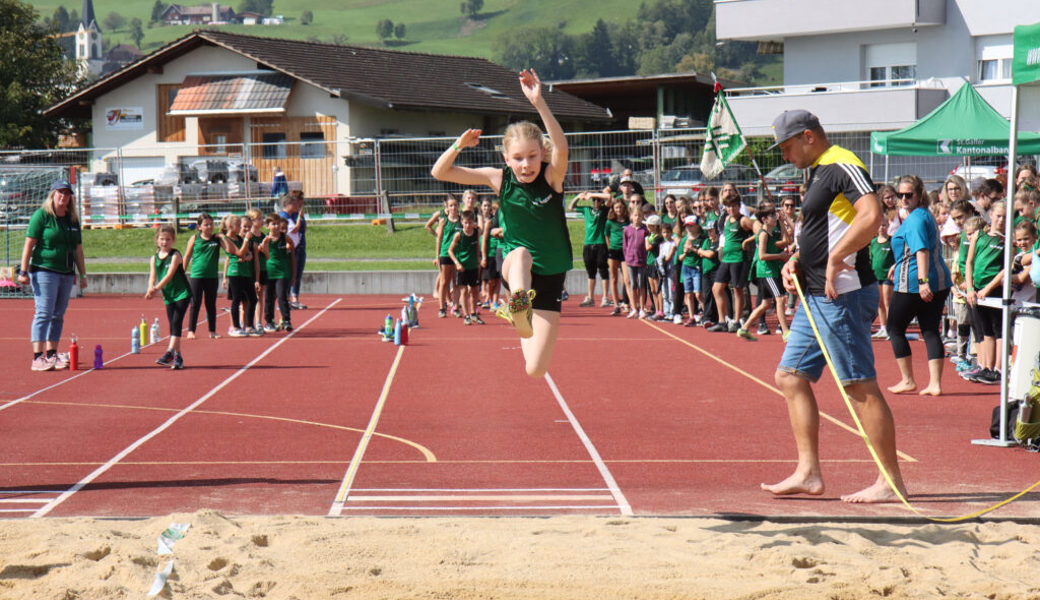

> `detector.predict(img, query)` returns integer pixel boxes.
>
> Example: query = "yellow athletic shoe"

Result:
[496,288,536,338]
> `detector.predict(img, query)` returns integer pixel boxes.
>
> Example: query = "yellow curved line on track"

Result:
[639,319,916,463]
[22,399,436,462]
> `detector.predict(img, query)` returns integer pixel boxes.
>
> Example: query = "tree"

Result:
[50,6,71,32]
[394,22,406,40]
[0,0,81,147]
[494,26,575,81]
[573,19,618,77]
[375,18,394,42]
[460,0,483,18]
[238,0,273,16]
[102,10,126,31]
[150,0,166,23]
[129,18,144,48]
[300,9,313,25]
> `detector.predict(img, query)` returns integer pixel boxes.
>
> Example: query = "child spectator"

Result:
[698,226,721,327]
[245,207,268,333]
[709,193,755,332]
[183,213,233,339]
[434,195,461,318]
[605,198,629,314]
[676,215,704,326]
[645,215,664,320]
[622,202,650,318]
[448,210,484,325]
[569,191,610,307]
[657,222,677,321]
[738,206,791,341]
[964,201,1008,384]
[260,214,296,332]
[870,220,894,340]
[145,225,191,369]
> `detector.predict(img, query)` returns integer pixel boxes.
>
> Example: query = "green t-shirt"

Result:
[870,237,894,282]
[266,236,292,280]
[578,205,609,246]
[755,227,784,279]
[453,228,481,270]
[226,235,255,279]
[701,237,720,273]
[720,216,751,264]
[27,208,81,274]
[155,249,191,305]
[497,166,572,275]
[605,219,626,250]
[189,234,222,279]
[252,233,267,274]
[679,234,701,268]
[971,231,1005,289]
[439,217,460,258]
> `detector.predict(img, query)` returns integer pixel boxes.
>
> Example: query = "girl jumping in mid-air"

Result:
[431,68,571,378]
[145,225,192,369]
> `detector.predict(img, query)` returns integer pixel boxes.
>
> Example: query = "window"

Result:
[978,58,1011,82]
[300,132,325,159]
[262,132,286,159]
[864,42,916,88]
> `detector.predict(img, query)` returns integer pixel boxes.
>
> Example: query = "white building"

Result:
[715,0,1040,143]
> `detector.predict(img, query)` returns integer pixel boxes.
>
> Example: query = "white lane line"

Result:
[29,299,341,519]
[544,372,633,516]
[339,505,619,512]
[328,344,406,516]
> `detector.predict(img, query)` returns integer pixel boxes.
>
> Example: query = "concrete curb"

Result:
[88,270,592,296]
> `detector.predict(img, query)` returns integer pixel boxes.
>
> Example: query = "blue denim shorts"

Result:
[681,264,701,293]
[778,282,879,385]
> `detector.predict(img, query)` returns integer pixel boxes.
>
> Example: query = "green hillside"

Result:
[30,0,648,58]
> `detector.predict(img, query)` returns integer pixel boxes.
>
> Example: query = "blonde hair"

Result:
[502,121,552,163]
[43,190,80,224]
[245,207,263,221]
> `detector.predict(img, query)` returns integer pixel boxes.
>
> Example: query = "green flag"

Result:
[700,92,747,179]
[1013,22,1040,86]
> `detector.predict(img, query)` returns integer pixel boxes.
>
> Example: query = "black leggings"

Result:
[887,288,950,361]
[229,276,257,330]
[166,297,191,338]
[188,277,218,334]
[264,278,292,324]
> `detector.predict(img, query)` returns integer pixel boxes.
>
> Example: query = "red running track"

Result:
[0,293,1037,520]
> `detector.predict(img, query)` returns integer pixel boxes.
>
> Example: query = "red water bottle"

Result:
[69,335,79,371]
[400,323,409,345]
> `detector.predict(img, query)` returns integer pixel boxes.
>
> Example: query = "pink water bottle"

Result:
[93,345,103,369]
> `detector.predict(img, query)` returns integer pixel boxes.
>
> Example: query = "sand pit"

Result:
[1,511,1038,599]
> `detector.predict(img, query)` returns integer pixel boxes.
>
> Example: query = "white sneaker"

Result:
[673,314,683,325]
[871,328,888,339]
[228,327,247,338]
[638,309,648,319]
[626,309,638,319]
[31,355,55,371]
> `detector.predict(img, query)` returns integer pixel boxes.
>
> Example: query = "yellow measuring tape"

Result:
[793,277,1040,522]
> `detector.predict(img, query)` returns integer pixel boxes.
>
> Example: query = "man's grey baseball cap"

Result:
[768,110,821,149]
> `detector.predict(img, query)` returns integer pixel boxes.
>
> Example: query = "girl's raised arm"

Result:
[519,69,567,192]
[430,128,502,191]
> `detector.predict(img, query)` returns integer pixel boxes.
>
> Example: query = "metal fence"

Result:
[1,130,1032,232]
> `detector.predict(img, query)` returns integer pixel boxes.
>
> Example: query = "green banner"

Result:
[700,92,747,180]
[1013,22,1040,86]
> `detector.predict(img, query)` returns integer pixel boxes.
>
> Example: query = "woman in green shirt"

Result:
[17,180,87,372]
[431,68,571,378]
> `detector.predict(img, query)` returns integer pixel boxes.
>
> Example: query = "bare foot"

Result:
[840,480,905,503]
[918,384,942,396]
[186,331,196,340]
[761,472,825,496]
[887,380,916,394]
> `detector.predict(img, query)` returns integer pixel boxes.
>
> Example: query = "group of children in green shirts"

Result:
[574,188,794,340]
[144,209,297,369]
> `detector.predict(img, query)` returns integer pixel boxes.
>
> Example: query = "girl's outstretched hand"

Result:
[519,69,542,104]
[457,128,482,149]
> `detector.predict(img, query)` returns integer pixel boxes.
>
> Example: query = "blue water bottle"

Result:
[94,345,104,369]
[131,326,140,354]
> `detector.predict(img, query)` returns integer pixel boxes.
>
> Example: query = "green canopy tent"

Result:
[870,80,1040,156]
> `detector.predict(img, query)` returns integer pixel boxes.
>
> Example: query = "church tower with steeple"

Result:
[75,0,103,77]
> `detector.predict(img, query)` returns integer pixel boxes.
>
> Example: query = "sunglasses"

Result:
[782,203,796,207]
[895,192,915,199]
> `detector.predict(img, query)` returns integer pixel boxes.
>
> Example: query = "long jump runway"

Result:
[0,294,1037,520]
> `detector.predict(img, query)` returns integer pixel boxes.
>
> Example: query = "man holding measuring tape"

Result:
[762,110,908,504]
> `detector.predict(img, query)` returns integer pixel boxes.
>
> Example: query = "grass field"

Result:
[30,0,647,58]
[75,220,589,272]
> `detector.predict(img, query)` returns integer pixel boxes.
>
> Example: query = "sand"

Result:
[1,512,1039,599]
